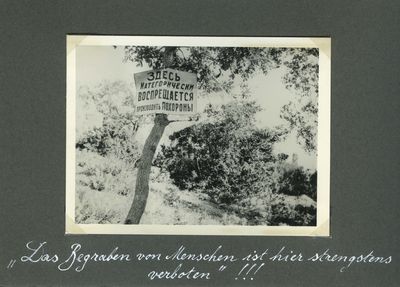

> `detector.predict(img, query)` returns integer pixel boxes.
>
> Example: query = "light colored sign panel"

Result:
[134,68,197,116]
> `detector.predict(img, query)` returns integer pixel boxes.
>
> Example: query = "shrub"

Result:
[76,118,140,164]
[269,194,316,226]
[75,150,136,224]
[76,81,141,164]
[277,168,317,200]
[155,101,284,220]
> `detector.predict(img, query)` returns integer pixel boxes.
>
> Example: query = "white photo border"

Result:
[66,36,331,236]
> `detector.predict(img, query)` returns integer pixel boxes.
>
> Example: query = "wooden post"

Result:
[124,47,179,224]
[124,113,170,224]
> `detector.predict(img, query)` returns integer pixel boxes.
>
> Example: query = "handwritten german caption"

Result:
[6,241,392,281]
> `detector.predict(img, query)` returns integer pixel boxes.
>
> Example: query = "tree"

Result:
[124,48,178,224]
[122,46,319,224]
[124,113,171,224]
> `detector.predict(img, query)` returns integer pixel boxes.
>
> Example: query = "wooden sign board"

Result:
[134,68,197,116]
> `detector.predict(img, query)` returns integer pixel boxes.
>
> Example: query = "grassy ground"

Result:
[75,150,316,226]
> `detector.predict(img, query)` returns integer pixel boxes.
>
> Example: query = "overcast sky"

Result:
[75,46,316,170]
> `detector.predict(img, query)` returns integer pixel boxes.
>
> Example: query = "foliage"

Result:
[155,101,287,222]
[280,48,319,152]
[270,194,316,226]
[76,148,317,226]
[76,120,140,164]
[154,100,318,225]
[124,46,282,93]
[75,150,135,224]
[75,153,247,225]
[124,46,319,152]
[76,81,141,164]
[277,168,317,200]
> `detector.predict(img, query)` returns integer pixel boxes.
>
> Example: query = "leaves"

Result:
[280,48,319,152]
[155,101,283,217]
[76,81,141,164]
[123,46,319,153]
[123,46,282,93]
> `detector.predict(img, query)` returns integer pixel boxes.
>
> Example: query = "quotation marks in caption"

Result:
[7,259,16,269]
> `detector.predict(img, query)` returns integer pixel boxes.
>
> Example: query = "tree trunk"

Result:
[125,47,177,224]
[124,114,170,224]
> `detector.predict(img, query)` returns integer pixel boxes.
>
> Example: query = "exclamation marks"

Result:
[235,263,265,280]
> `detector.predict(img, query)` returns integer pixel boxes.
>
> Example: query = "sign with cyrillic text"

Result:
[134,68,197,116]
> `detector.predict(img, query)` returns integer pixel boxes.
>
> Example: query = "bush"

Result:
[269,194,316,226]
[75,150,136,224]
[76,118,140,164]
[155,101,284,220]
[76,81,141,164]
[277,168,317,200]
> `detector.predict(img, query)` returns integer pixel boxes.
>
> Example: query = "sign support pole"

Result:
[125,47,177,224]
[124,113,170,224]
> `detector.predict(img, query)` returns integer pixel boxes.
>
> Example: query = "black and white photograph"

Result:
[66,36,330,236]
